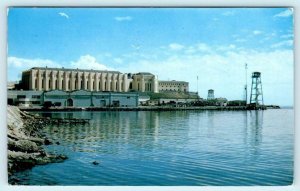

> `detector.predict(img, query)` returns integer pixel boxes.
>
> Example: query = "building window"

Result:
[17,95,26,99]
[62,80,64,89]
[41,79,44,89]
[32,95,41,99]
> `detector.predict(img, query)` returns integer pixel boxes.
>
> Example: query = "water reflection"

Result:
[24,110,294,186]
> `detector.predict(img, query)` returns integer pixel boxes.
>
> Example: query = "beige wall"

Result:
[22,68,158,93]
[131,73,158,93]
[158,81,189,92]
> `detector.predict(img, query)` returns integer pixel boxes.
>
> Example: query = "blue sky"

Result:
[7,8,294,106]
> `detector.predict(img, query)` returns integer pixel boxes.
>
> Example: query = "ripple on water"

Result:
[12,110,294,185]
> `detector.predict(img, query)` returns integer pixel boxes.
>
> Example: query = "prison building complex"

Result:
[20,67,158,93]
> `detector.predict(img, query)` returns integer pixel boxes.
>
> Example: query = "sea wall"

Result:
[7,106,67,182]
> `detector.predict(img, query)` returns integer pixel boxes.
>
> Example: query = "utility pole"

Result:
[197,75,199,96]
[245,63,248,105]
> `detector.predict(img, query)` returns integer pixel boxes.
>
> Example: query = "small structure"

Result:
[207,89,214,100]
[139,95,151,106]
[250,72,264,107]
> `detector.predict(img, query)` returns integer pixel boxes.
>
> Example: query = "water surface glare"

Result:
[14,109,293,185]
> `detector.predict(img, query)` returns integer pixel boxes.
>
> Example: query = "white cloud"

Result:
[169,43,184,51]
[216,44,236,51]
[7,57,62,81]
[253,30,262,35]
[8,57,61,68]
[222,11,235,16]
[114,16,132,22]
[271,40,293,48]
[58,12,69,19]
[280,34,294,39]
[70,55,115,71]
[235,38,247,43]
[115,43,293,105]
[113,58,123,64]
[274,9,293,18]
[195,43,211,52]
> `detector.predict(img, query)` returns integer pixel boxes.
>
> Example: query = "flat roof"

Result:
[29,67,121,74]
[159,80,188,84]
[135,72,154,75]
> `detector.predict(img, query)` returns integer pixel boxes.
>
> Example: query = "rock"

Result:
[7,106,67,176]
[56,141,60,145]
[44,138,52,145]
[92,161,99,165]
[8,138,40,153]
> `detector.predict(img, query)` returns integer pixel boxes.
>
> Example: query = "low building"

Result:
[215,97,228,106]
[158,80,189,92]
[8,90,139,108]
[8,90,43,107]
[138,95,151,106]
[158,98,198,105]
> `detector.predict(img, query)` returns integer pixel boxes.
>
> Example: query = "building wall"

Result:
[21,67,157,93]
[43,90,69,107]
[7,90,43,107]
[158,80,189,92]
[8,90,139,108]
[131,73,158,93]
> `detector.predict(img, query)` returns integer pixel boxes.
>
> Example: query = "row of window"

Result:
[34,73,123,79]
[159,83,187,86]
[17,95,41,99]
[160,85,186,88]
[35,79,126,91]
[160,89,187,92]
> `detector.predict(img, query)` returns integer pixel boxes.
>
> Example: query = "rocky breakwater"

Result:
[7,106,67,181]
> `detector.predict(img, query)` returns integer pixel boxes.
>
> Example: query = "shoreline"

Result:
[7,106,67,184]
[19,105,280,112]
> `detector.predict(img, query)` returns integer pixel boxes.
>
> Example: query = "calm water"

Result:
[12,109,294,185]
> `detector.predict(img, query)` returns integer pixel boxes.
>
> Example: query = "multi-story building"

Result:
[20,67,158,93]
[158,80,189,92]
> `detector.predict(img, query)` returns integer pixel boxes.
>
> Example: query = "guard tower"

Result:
[250,72,264,106]
[207,89,215,100]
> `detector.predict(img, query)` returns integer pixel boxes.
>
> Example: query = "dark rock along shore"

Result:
[7,106,67,184]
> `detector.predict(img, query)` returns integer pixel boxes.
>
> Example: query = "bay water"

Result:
[12,109,294,185]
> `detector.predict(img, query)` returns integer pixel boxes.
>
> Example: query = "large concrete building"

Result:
[158,80,189,92]
[20,67,158,93]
